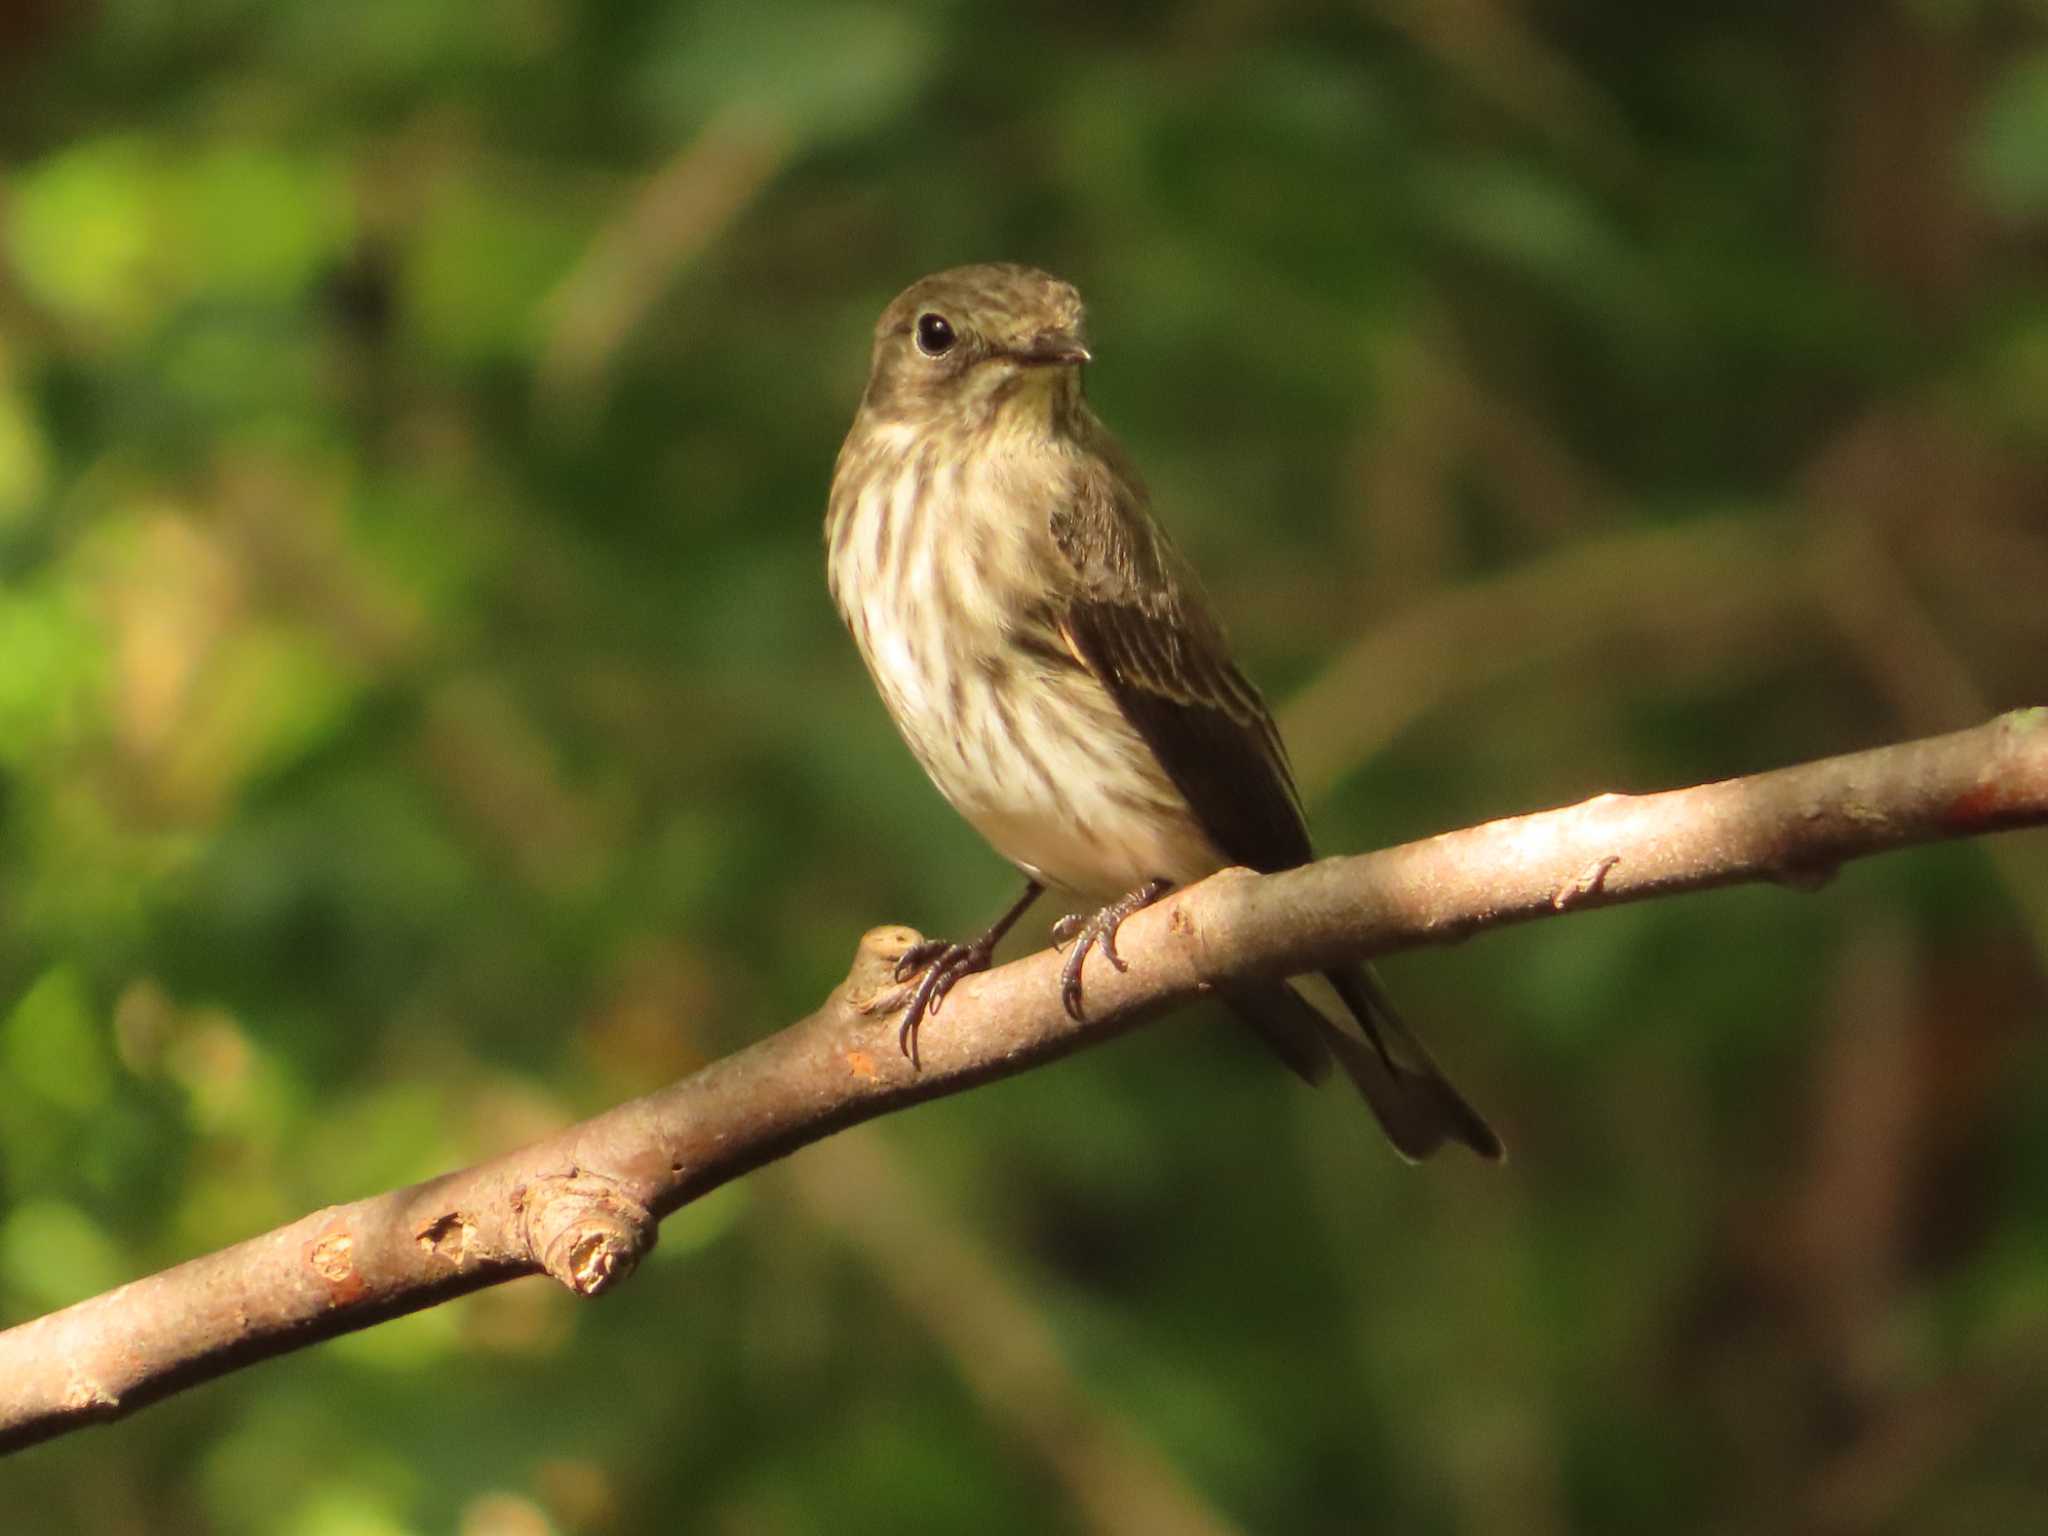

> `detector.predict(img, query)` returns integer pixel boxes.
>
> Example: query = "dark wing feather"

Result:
[1048,430,1504,1162]
[1048,439,1312,875]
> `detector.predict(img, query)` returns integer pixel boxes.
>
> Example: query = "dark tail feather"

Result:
[1220,970,1503,1163]
[1325,965,1503,1162]
[1217,981,1333,1087]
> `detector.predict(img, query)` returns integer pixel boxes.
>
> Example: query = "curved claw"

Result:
[1052,878,1173,1023]
[895,939,994,1066]
[1096,919,1132,974]
[1059,957,1088,1021]
[884,882,1047,1070]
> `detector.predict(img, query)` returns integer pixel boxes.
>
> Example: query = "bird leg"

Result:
[1050,877,1174,1021]
[893,880,1044,1064]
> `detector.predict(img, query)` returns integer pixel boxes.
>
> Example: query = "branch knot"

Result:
[519,1174,656,1297]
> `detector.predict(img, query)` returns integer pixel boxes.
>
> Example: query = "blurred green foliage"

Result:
[2,1,2046,1532]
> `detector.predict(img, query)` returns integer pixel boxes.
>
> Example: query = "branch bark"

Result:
[2,710,2044,1454]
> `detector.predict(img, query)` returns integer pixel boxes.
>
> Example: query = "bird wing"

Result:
[1046,434,1313,874]
[1047,430,1504,1161]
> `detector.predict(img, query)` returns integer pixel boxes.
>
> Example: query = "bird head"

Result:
[859,263,1092,432]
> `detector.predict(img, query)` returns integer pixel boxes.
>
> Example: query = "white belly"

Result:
[830,468,1225,901]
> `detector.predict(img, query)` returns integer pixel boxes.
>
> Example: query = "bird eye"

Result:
[914,312,956,357]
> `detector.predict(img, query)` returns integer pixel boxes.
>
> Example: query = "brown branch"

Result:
[2,710,2044,1454]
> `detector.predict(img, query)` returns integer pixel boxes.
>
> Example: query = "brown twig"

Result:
[1,711,2044,1454]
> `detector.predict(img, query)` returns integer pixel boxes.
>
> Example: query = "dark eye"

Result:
[914,312,956,357]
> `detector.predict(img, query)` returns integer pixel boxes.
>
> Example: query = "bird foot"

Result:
[891,935,999,1065]
[887,880,1046,1066]
[1051,878,1174,1021]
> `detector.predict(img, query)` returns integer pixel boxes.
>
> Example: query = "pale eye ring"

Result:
[914,312,956,357]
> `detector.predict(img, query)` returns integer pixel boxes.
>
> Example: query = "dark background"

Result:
[2,2,2046,1531]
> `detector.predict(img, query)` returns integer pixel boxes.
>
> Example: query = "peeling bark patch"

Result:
[61,1373,115,1411]
[1553,854,1621,909]
[306,1229,365,1304]
[415,1211,475,1266]
[844,1048,879,1080]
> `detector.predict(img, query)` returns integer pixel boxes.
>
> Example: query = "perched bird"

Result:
[825,262,1500,1160]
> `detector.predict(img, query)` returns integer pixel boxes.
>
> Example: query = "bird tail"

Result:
[1220,967,1503,1163]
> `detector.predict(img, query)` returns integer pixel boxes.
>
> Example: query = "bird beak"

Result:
[1009,333,1091,368]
